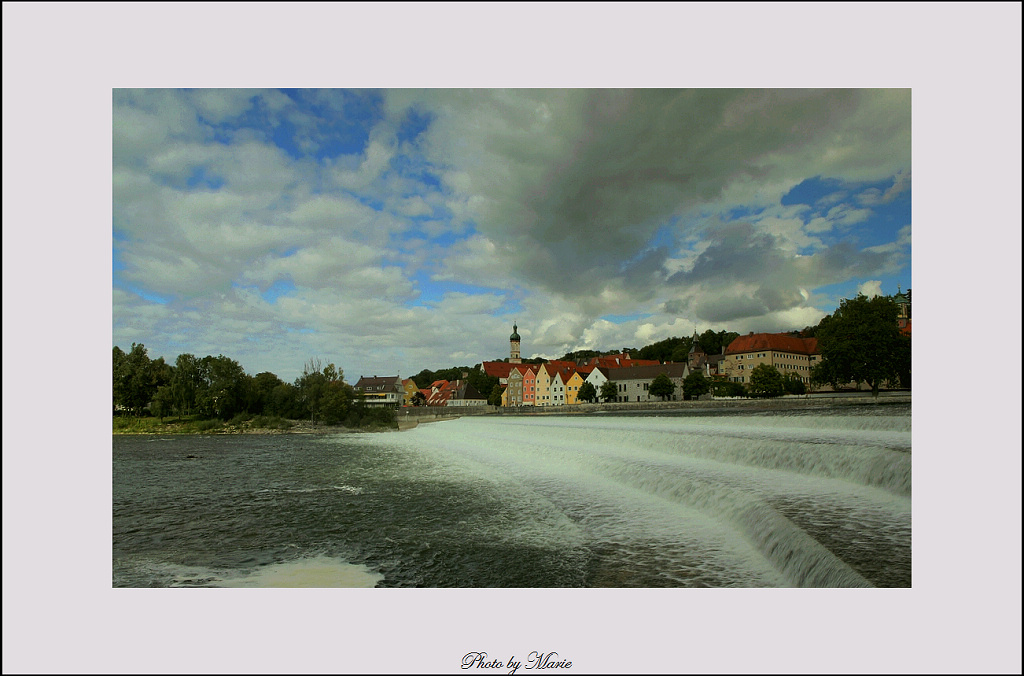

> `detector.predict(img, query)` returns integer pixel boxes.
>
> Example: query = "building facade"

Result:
[720,333,819,385]
[354,375,405,408]
[605,363,690,402]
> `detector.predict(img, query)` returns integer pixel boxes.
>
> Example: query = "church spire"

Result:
[509,322,521,363]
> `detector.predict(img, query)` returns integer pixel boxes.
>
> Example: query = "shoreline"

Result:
[114,393,909,435]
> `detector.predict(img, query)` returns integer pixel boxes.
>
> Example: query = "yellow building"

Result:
[563,370,586,405]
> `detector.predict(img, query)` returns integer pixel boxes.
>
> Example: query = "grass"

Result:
[113,413,295,434]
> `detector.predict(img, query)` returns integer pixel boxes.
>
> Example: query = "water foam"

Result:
[356,411,909,587]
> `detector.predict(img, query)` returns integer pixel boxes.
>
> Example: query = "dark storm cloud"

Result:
[404,89,909,305]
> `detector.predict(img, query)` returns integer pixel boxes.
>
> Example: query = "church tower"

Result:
[510,322,521,364]
[894,285,911,329]
[688,330,706,371]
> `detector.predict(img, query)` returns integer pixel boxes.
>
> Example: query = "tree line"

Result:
[112,348,394,428]
[114,293,909,422]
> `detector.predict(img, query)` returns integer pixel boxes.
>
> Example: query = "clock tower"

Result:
[510,323,521,364]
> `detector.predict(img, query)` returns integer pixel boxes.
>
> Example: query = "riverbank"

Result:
[114,393,909,435]
[112,417,396,436]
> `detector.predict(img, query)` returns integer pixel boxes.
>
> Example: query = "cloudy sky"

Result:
[113,88,911,382]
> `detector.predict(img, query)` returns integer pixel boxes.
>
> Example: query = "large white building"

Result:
[720,333,819,385]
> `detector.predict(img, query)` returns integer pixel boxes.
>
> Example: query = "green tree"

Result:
[319,380,355,425]
[638,336,688,362]
[295,358,347,423]
[150,384,174,422]
[577,381,598,403]
[267,382,302,418]
[813,293,908,396]
[200,355,249,420]
[747,363,785,398]
[171,353,205,418]
[682,371,710,400]
[600,380,618,403]
[113,343,159,416]
[112,346,127,413]
[249,371,284,415]
[782,372,807,395]
[650,373,677,400]
[669,344,691,363]
[488,383,504,406]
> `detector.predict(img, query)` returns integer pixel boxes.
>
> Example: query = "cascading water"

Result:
[113,404,911,587]
[359,408,910,587]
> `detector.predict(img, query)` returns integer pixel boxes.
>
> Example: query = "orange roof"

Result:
[590,356,661,369]
[725,333,818,355]
[481,361,540,379]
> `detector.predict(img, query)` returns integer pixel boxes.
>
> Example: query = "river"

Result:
[113,403,911,587]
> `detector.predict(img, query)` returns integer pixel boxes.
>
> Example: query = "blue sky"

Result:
[112,88,914,382]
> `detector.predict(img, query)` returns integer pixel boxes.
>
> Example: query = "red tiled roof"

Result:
[725,333,818,355]
[481,361,540,379]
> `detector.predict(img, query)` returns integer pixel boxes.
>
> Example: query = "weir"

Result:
[367,405,911,587]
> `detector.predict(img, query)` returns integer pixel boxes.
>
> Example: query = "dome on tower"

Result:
[510,323,521,341]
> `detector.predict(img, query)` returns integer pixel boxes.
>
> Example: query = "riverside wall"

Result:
[397,392,910,423]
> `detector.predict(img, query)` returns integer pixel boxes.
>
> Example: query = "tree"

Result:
[577,381,597,403]
[600,380,618,403]
[488,383,504,406]
[112,346,127,413]
[650,373,677,400]
[267,382,302,418]
[295,359,346,423]
[747,363,785,398]
[813,293,909,396]
[150,385,174,422]
[682,371,710,400]
[411,391,427,407]
[638,336,688,362]
[199,355,249,420]
[319,380,355,425]
[782,372,807,395]
[249,371,284,415]
[171,353,205,418]
[113,343,159,416]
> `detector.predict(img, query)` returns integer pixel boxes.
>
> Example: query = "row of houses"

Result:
[481,330,695,406]
[352,374,488,408]
[492,359,693,407]
[355,290,911,407]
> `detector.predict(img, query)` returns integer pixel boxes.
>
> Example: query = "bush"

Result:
[229,412,253,426]
[782,372,807,395]
[714,381,747,398]
[195,419,222,432]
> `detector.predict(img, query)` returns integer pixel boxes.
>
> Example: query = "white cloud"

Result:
[112,88,911,380]
[857,280,884,298]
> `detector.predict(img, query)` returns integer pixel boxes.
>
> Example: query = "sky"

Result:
[113,88,912,383]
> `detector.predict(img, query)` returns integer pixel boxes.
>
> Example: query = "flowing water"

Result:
[113,404,911,587]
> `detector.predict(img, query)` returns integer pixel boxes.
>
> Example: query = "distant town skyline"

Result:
[112,88,910,382]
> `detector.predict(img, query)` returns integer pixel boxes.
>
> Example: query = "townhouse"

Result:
[353,375,405,408]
